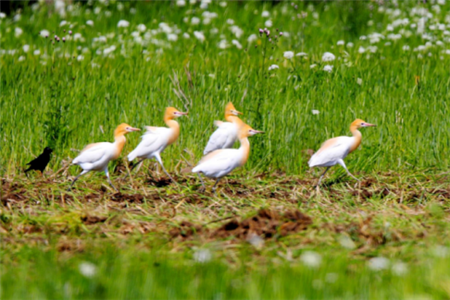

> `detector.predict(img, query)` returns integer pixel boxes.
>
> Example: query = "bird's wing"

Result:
[194,149,238,175]
[73,142,111,164]
[203,122,238,155]
[128,128,171,160]
[308,137,353,167]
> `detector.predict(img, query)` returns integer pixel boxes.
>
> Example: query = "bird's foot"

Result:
[198,186,206,193]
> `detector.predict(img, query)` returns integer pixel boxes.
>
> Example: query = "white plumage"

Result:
[203,102,244,155]
[69,123,140,191]
[128,127,172,162]
[73,142,117,171]
[203,121,240,155]
[127,107,187,182]
[309,119,376,188]
[193,124,264,193]
[308,136,354,168]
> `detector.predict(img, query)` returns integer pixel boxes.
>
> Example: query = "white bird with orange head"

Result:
[69,123,141,191]
[192,124,263,193]
[203,102,244,155]
[127,107,188,182]
[309,119,376,188]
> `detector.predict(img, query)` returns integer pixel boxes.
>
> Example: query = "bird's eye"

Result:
[173,112,177,114]
[361,123,365,126]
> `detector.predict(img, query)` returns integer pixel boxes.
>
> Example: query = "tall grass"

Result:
[1,1,450,176]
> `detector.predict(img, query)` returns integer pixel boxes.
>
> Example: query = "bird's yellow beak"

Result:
[251,130,265,134]
[128,127,141,132]
[363,123,376,127]
[232,110,243,115]
[175,111,188,116]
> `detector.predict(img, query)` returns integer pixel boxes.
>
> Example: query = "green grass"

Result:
[1,0,450,299]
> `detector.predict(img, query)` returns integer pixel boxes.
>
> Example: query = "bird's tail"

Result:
[127,150,138,162]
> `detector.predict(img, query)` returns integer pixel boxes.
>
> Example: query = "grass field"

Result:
[1,0,450,299]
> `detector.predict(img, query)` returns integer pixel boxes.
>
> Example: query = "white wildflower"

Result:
[247,234,264,249]
[86,20,94,26]
[312,110,320,115]
[79,262,97,278]
[193,249,212,263]
[15,27,23,37]
[218,39,228,49]
[310,64,317,69]
[77,55,84,61]
[387,25,394,31]
[130,8,136,14]
[23,45,30,52]
[323,65,333,72]
[338,235,356,249]
[262,11,270,17]
[436,40,443,46]
[183,32,190,39]
[300,251,322,268]
[368,257,389,271]
[230,25,243,38]
[219,1,227,7]
[193,31,205,42]
[296,52,307,57]
[283,51,294,59]
[322,52,335,61]
[33,49,41,56]
[359,35,367,40]
[337,40,345,46]
[247,34,257,43]
[346,42,354,48]
[358,46,366,53]
[103,45,116,55]
[74,33,83,41]
[433,245,449,257]
[176,0,186,6]
[265,20,273,27]
[167,34,178,41]
[232,39,242,49]
[18,56,25,62]
[60,20,67,27]
[268,64,279,71]
[137,24,146,32]
[357,78,363,85]
[117,20,129,28]
[392,262,408,276]
[0,12,6,19]
[226,19,234,25]
[191,17,201,25]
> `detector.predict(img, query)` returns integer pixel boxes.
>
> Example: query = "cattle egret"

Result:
[69,123,140,191]
[203,102,244,155]
[309,119,376,188]
[192,124,263,193]
[127,107,188,182]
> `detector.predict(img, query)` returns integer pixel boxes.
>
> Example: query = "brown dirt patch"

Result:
[170,209,313,240]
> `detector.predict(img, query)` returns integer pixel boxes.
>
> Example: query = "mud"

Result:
[170,209,313,240]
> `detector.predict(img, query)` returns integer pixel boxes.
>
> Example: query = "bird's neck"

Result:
[226,115,242,125]
[113,135,126,159]
[165,118,180,145]
[238,137,250,166]
[349,126,362,153]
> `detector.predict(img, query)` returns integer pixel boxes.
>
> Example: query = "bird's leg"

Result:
[124,158,145,180]
[156,154,176,184]
[197,173,206,193]
[315,167,330,191]
[68,170,89,191]
[212,178,221,195]
[337,159,359,181]
[104,168,119,192]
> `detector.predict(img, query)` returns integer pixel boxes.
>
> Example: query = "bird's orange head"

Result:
[239,124,264,139]
[225,102,242,119]
[351,119,376,130]
[114,123,141,137]
[164,107,188,121]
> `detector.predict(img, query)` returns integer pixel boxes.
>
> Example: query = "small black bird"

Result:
[25,147,53,177]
